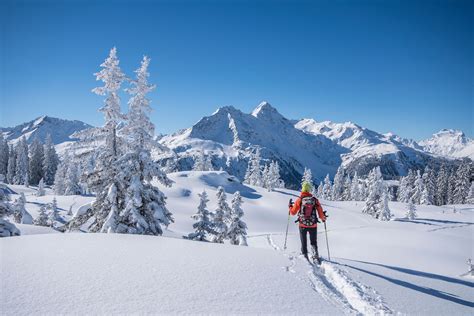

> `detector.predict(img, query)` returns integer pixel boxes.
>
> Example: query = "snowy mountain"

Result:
[0,116,91,145]
[419,129,474,160]
[159,102,348,188]
[294,118,455,179]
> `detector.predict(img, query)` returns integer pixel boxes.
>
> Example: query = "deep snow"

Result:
[1,171,473,315]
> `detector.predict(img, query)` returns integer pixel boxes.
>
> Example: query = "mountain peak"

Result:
[251,101,283,120]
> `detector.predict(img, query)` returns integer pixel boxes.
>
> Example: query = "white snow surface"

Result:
[1,171,474,315]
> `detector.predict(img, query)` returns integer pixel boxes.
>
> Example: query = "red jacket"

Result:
[289,192,326,228]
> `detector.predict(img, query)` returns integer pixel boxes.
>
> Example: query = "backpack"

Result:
[298,196,318,226]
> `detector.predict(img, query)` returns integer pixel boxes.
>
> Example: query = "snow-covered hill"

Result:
[419,129,474,160]
[0,116,91,145]
[160,102,347,188]
[1,171,473,315]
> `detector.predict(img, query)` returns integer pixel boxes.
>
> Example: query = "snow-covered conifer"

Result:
[331,166,345,201]
[421,166,435,205]
[301,167,313,189]
[0,183,20,237]
[37,178,46,196]
[193,151,207,171]
[342,175,352,201]
[6,145,16,184]
[466,182,474,204]
[34,204,49,227]
[28,137,44,185]
[435,164,449,206]
[54,159,68,195]
[64,162,82,195]
[446,170,456,205]
[210,186,230,243]
[48,197,60,226]
[244,147,262,187]
[228,191,248,246]
[411,170,424,204]
[405,201,417,220]
[376,186,392,221]
[322,174,332,200]
[262,164,271,191]
[363,167,384,217]
[14,137,29,185]
[187,191,213,241]
[350,172,361,201]
[399,170,415,203]
[317,181,324,199]
[453,160,472,204]
[12,192,32,224]
[42,134,58,185]
[0,134,9,179]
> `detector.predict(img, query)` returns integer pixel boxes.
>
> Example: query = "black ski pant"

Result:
[299,226,318,255]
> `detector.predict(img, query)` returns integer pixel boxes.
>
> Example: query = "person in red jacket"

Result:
[289,182,326,262]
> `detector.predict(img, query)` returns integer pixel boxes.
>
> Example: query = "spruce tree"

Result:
[435,164,449,206]
[244,147,262,186]
[405,201,417,220]
[376,187,392,221]
[12,192,33,224]
[453,160,472,204]
[228,191,248,246]
[64,162,81,195]
[187,191,213,241]
[43,134,59,185]
[411,170,424,204]
[34,204,49,227]
[342,175,352,201]
[37,178,46,196]
[0,183,20,237]
[48,197,60,226]
[6,145,16,184]
[317,181,324,199]
[465,182,474,204]
[422,166,435,205]
[331,166,345,200]
[322,174,332,200]
[0,134,9,179]
[350,172,361,201]
[28,137,44,185]
[193,151,207,171]
[446,170,456,205]
[14,137,29,185]
[301,167,313,189]
[54,159,68,195]
[363,167,384,217]
[210,186,230,243]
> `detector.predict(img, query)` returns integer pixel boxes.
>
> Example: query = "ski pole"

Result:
[324,221,331,261]
[283,199,292,250]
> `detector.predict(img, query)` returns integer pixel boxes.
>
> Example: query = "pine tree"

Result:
[228,191,248,246]
[6,145,16,184]
[411,170,424,204]
[466,182,474,204]
[405,201,417,220]
[0,134,9,179]
[331,166,345,201]
[363,167,384,217]
[422,166,435,205]
[322,174,332,200]
[453,160,472,204]
[301,167,313,189]
[42,134,59,185]
[193,151,207,171]
[0,183,20,237]
[28,137,44,185]
[435,164,449,206]
[204,155,213,171]
[262,164,271,191]
[446,170,456,205]
[350,172,361,201]
[317,181,324,199]
[187,191,213,241]
[14,137,29,185]
[37,178,46,196]
[399,170,415,203]
[48,197,60,226]
[210,186,230,243]
[12,192,33,224]
[244,147,262,186]
[34,204,49,227]
[342,175,352,201]
[54,159,68,195]
[64,162,81,195]
[376,186,392,221]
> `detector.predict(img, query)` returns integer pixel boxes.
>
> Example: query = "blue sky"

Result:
[1,0,472,140]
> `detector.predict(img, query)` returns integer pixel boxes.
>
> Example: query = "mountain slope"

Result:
[419,129,474,160]
[0,116,92,144]
[160,102,348,187]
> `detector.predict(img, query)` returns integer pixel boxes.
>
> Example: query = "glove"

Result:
[323,211,329,218]
[288,199,294,208]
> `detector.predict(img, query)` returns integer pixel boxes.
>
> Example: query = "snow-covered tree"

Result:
[342,175,352,201]
[228,191,248,246]
[421,166,435,205]
[193,151,213,171]
[350,172,361,201]
[466,182,474,204]
[210,186,230,243]
[0,134,9,179]
[322,174,332,200]
[6,145,16,184]
[12,192,33,224]
[363,167,384,217]
[187,191,213,241]
[14,137,29,185]
[48,197,60,226]
[34,204,49,227]
[244,147,262,187]
[262,164,271,191]
[54,159,68,195]
[0,183,20,237]
[316,181,324,199]
[405,201,417,220]
[446,170,456,205]
[435,164,449,206]
[411,170,424,204]
[42,134,58,185]
[64,162,82,195]
[453,160,472,204]
[398,170,415,203]
[301,167,313,189]
[28,137,44,185]
[262,161,283,192]
[37,178,46,196]
[331,166,345,201]
[376,187,392,221]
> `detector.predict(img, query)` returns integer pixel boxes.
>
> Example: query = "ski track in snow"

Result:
[265,233,393,315]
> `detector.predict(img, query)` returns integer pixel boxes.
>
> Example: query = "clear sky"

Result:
[1,0,472,140]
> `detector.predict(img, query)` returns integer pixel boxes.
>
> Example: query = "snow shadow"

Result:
[272,189,299,199]
[392,218,438,226]
[336,260,474,308]
[415,218,474,226]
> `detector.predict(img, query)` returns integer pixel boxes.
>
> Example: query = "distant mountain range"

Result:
[1,104,471,188]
